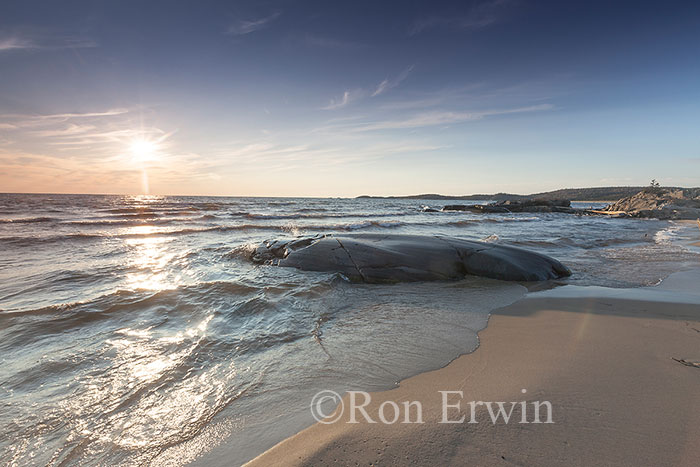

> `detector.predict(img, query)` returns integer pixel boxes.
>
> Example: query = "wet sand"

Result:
[247,283,700,466]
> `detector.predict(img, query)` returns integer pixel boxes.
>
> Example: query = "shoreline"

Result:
[214,222,700,466]
[245,276,700,466]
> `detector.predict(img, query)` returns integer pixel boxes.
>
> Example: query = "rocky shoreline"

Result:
[250,188,698,284]
[600,188,700,219]
[440,188,700,220]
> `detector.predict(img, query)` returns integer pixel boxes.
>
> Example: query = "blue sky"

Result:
[1,0,699,196]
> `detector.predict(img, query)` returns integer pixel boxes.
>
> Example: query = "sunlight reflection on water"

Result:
[125,231,180,291]
[0,194,697,465]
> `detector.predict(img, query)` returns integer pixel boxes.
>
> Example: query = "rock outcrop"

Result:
[251,234,571,283]
[601,189,700,220]
[443,199,575,214]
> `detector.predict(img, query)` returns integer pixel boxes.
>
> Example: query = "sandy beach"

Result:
[248,275,700,466]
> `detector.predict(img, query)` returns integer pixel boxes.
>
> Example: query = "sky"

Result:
[0,0,699,197]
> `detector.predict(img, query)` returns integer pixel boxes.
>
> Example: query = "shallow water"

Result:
[0,194,698,465]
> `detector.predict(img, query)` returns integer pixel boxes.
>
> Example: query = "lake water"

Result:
[1,193,698,465]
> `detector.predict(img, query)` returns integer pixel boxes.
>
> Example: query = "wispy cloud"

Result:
[31,123,97,138]
[0,109,129,130]
[379,97,444,110]
[226,11,281,35]
[1,109,128,121]
[323,65,414,110]
[410,0,514,35]
[317,104,553,133]
[0,37,33,51]
[0,107,175,165]
[321,90,361,110]
[372,65,415,97]
[302,34,364,50]
[379,78,567,112]
[211,139,448,173]
[0,35,97,52]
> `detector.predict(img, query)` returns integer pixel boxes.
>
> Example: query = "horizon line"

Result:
[0,185,693,199]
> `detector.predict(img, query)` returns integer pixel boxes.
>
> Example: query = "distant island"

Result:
[356,186,686,202]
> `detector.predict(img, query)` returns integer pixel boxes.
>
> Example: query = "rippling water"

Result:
[1,193,698,465]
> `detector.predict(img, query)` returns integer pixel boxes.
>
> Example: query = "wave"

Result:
[99,206,201,214]
[337,220,406,230]
[182,220,407,234]
[0,232,105,246]
[196,203,228,211]
[296,207,330,213]
[0,209,542,232]
[0,216,57,224]
[509,237,577,248]
[580,236,655,249]
[0,280,261,318]
[482,216,540,223]
[0,215,558,246]
[63,214,218,227]
[99,208,159,215]
[242,212,408,220]
[2,213,222,228]
[98,207,216,218]
[445,219,478,227]
[64,218,178,227]
[654,224,682,244]
[0,268,119,305]
[104,210,206,219]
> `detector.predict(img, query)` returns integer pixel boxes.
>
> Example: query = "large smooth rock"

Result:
[251,234,571,283]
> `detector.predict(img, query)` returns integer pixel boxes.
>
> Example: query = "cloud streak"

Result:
[212,139,448,172]
[317,104,553,133]
[0,107,176,168]
[1,109,128,121]
[410,0,513,35]
[0,35,97,52]
[0,109,130,131]
[226,12,281,35]
[323,65,414,110]
[0,37,33,51]
[372,65,415,97]
[321,90,358,110]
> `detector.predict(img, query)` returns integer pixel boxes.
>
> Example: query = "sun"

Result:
[130,139,159,163]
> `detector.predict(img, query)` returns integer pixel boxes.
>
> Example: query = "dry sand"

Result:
[247,294,700,466]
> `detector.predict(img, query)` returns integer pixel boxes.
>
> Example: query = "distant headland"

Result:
[356,186,693,202]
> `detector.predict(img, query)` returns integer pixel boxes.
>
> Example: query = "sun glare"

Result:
[130,139,159,163]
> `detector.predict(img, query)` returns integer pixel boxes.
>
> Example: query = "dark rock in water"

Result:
[505,198,571,208]
[602,188,700,220]
[442,198,575,214]
[251,234,571,283]
[442,204,497,212]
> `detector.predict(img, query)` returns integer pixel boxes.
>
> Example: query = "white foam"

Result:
[531,268,700,305]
